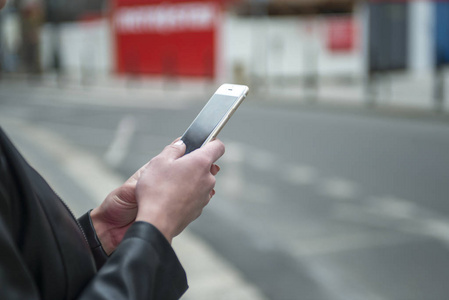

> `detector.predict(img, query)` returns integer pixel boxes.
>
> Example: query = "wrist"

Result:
[78,211,109,269]
[135,208,174,244]
[90,207,116,255]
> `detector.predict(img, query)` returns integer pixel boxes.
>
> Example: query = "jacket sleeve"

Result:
[77,211,109,270]
[1,126,188,300]
[0,208,188,300]
[78,221,188,300]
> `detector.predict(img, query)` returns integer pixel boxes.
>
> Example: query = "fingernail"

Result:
[174,140,184,146]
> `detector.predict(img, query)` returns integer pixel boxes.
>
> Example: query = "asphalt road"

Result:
[2,79,449,300]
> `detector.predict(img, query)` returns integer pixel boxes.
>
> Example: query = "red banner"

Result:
[112,0,220,77]
[327,17,356,53]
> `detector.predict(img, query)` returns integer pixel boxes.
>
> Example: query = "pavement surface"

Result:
[2,75,449,300]
[0,79,267,300]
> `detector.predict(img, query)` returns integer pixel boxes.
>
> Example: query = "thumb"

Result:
[161,139,186,160]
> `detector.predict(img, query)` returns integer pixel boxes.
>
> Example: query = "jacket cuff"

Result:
[124,221,188,297]
[78,210,109,270]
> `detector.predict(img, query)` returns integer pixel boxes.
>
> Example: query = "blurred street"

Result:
[2,77,449,300]
[2,0,449,298]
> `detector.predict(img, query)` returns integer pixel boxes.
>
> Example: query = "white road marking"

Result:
[367,195,419,219]
[289,230,413,257]
[220,163,245,198]
[337,195,449,251]
[104,115,136,168]
[222,142,245,163]
[283,164,318,185]
[318,177,360,200]
[220,142,246,197]
[246,149,278,171]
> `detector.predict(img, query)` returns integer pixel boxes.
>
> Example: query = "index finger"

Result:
[194,139,225,164]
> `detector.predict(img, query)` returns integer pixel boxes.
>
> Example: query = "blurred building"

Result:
[0,0,448,92]
[36,0,363,82]
[44,0,107,23]
[234,0,355,15]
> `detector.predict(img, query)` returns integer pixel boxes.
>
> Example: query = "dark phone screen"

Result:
[182,94,237,154]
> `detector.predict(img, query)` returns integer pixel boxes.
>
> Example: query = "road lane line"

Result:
[337,195,449,250]
[283,164,318,185]
[104,115,137,168]
[246,149,278,172]
[318,177,360,200]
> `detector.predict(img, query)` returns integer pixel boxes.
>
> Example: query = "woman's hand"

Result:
[90,138,224,253]
[90,165,142,255]
[135,139,225,243]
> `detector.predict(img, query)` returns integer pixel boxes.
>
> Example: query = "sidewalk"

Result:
[2,71,448,114]
[0,116,268,300]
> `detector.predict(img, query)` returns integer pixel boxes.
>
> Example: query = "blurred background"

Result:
[0,0,448,109]
[1,0,449,299]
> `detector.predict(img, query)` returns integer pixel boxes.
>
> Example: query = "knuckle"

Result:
[218,140,226,154]
[195,208,204,220]
[164,145,176,155]
[208,175,216,187]
[212,140,225,157]
[202,155,213,166]
[192,155,211,167]
[149,155,163,166]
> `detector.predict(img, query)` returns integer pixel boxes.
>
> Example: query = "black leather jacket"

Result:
[0,127,188,300]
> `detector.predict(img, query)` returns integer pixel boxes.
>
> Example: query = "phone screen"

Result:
[182,94,238,154]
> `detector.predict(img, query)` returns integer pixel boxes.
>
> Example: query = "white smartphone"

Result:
[181,83,249,155]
